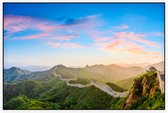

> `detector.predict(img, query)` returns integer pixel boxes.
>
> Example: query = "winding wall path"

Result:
[157,71,164,93]
[52,67,128,97]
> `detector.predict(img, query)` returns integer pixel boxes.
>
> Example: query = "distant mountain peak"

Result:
[9,67,20,70]
[56,64,66,67]
[7,67,23,73]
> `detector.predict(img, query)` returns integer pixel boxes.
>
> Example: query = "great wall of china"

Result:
[52,69,129,97]
[52,66,164,97]
[157,71,165,93]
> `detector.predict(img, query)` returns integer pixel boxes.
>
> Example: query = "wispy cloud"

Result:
[95,39,159,56]
[4,15,100,35]
[112,24,129,30]
[112,32,160,48]
[4,14,103,49]
[4,15,58,34]
[12,33,50,40]
[4,14,162,52]
[49,34,78,41]
[48,41,84,48]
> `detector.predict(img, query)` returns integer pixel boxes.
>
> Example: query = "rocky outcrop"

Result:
[124,77,143,109]
[124,71,159,109]
[142,76,148,95]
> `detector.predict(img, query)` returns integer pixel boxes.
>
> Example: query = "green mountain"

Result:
[4,76,123,110]
[4,65,164,110]
[4,64,145,84]
[4,67,32,82]
[116,61,164,90]
[4,95,56,110]
[124,71,165,109]
[55,65,114,83]
[85,64,145,81]
[116,72,146,90]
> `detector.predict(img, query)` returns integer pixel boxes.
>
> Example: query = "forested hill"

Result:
[4,69,165,110]
[124,71,164,109]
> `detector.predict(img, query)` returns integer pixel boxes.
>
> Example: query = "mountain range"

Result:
[4,61,164,84]
[3,61,164,110]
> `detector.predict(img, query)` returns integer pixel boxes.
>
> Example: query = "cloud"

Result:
[112,32,160,48]
[47,41,61,48]
[49,34,78,41]
[90,29,161,57]
[123,41,147,54]
[4,15,33,34]
[37,23,58,32]
[94,39,124,50]
[112,24,129,30]
[94,37,109,42]
[12,33,50,40]
[92,30,160,54]
[63,14,101,26]
[127,32,160,48]
[4,15,59,37]
[94,38,155,55]
[48,41,84,48]
[105,40,123,49]
[4,14,104,50]
[4,14,162,55]
[4,14,102,41]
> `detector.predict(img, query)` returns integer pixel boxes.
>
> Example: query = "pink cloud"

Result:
[94,39,124,50]
[94,38,152,55]
[37,23,58,32]
[4,15,59,39]
[4,15,33,33]
[105,40,123,49]
[127,32,160,48]
[4,14,101,41]
[123,41,147,54]
[4,15,33,28]
[47,41,83,48]
[87,29,115,43]
[112,32,127,38]
[4,14,162,56]
[127,48,147,54]
[112,32,160,48]
[49,34,78,41]
[48,41,61,48]
[63,42,83,48]
[12,33,50,40]
[94,37,109,42]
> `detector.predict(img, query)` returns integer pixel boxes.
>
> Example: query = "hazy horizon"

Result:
[4,60,164,69]
[4,4,164,67]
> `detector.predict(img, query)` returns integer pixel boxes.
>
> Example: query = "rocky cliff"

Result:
[124,71,164,109]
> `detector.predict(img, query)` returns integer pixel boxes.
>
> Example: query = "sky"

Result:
[4,3,165,67]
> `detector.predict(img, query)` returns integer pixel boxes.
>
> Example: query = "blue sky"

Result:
[4,3,164,67]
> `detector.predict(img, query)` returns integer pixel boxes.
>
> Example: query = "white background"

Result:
[0,0,167,113]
